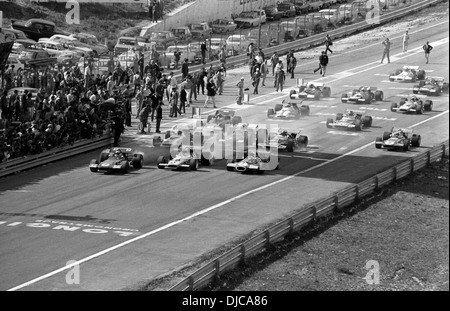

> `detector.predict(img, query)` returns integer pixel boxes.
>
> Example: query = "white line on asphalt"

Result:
[8,22,449,292]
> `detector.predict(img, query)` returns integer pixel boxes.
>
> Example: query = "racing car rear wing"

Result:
[296,78,324,88]
[427,76,445,82]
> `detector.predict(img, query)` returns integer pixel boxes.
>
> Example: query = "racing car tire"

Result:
[165,131,171,139]
[417,70,426,80]
[314,91,321,100]
[443,83,449,93]
[326,118,333,128]
[121,162,129,174]
[383,132,391,141]
[90,159,98,173]
[364,94,371,105]
[390,103,398,112]
[403,139,411,151]
[336,113,343,121]
[289,90,297,98]
[297,135,308,146]
[375,137,382,149]
[189,159,198,171]
[416,104,423,114]
[300,105,310,116]
[275,104,283,112]
[363,116,373,127]
[299,86,306,92]
[411,134,421,147]
[267,108,275,118]
[99,152,109,163]
[156,156,166,169]
[341,93,348,103]
[286,141,294,152]
[354,119,362,131]
[132,155,144,169]
[374,90,384,101]
[424,100,433,111]
[322,87,331,98]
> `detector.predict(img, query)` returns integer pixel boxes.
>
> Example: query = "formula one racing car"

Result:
[326,109,373,131]
[267,100,310,119]
[341,86,384,104]
[260,128,308,152]
[156,146,214,171]
[89,147,144,173]
[226,152,279,173]
[389,65,426,82]
[375,128,421,151]
[390,94,433,114]
[412,77,449,96]
[289,80,331,100]
[205,109,242,130]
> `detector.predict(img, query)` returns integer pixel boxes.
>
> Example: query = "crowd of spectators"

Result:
[0,59,134,163]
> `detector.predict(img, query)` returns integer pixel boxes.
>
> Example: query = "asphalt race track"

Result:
[0,18,448,291]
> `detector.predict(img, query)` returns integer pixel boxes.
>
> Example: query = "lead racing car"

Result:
[389,65,426,82]
[341,86,384,104]
[375,127,421,151]
[259,128,308,152]
[390,94,433,114]
[89,147,144,173]
[156,146,214,171]
[226,152,279,174]
[205,108,242,130]
[412,77,449,96]
[289,80,331,100]
[267,100,310,119]
[326,109,373,131]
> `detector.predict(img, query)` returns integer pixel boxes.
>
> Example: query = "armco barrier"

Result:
[0,135,113,178]
[169,140,449,291]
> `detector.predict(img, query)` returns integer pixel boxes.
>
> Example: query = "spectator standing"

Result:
[252,68,261,95]
[181,58,189,80]
[288,53,297,79]
[402,30,410,52]
[236,77,244,105]
[260,60,268,87]
[181,74,193,106]
[276,68,285,92]
[218,46,227,65]
[274,60,283,88]
[270,52,279,76]
[112,112,124,147]
[247,42,255,59]
[169,85,180,117]
[139,103,150,134]
[423,41,433,64]
[174,48,181,69]
[150,89,158,122]
[155,101,163,133]
[381,38,391,63]
[133,71,141,96]
[324,34,333,54]
[197,68,207,95]
[190,73,198,102]
[214,70,225,95]
[204,78,217,108]
[179,85,187,114]
[201,40,208,64]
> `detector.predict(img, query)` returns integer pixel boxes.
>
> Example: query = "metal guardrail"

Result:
[0,135,113,178]
[169,140,449,291]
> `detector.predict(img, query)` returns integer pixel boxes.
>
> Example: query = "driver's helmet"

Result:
[177,130,183,136]
[281,130,288,136]
[411,95,417,101]
[114,150,122,157]
[348,110,354,116]
[309,84,314,88]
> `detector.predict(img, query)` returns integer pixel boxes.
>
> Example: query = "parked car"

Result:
[211,18,238,34]
[189,22,213,39]
[11,39,39,55]
[18,49,57,68]
[319,9,342,25]
[149,31,177,52]
[70,32,109,57]
[114,36,150,56]
[291,0,310,14]
[308,0,325,11]
[171,26,192,43]
[11,18,69,41]
[1,28,28,41]
[277,2,297,18]
[162,45,199,68]
[47,35,94,56]
[234,10,267,28]
[226,34,252,54]
[6,55,25,73]
[305,12,329,32]
[263,6,283,21]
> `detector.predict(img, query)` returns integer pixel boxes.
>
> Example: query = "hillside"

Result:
[0,0,193,51]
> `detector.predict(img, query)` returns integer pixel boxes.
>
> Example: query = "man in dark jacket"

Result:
[314,51,329,77]
[181,58,189,80]
[112,112,124,147]
[197,68,207,95]
[155,101,163,133]
[203,78,217,108]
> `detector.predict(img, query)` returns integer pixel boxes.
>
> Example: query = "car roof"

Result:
[25,19,56,26]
